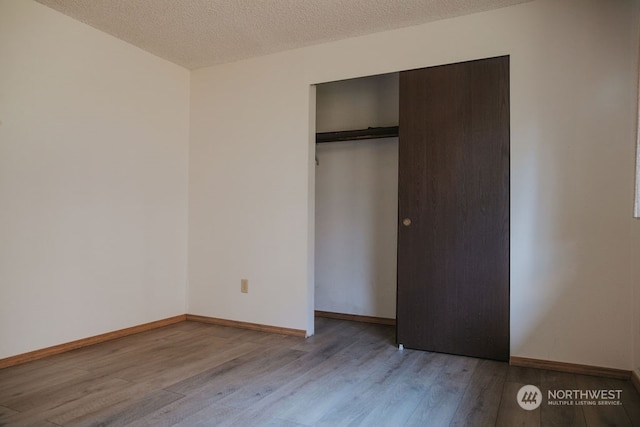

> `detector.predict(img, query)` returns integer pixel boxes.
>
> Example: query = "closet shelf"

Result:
[316,126,399,144]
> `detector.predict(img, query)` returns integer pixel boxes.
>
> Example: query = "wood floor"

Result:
[1,318,639,426]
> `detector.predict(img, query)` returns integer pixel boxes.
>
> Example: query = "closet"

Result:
[316,56,510,362]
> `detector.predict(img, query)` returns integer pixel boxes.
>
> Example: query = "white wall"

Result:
[188,53,311,332]
[315,75,398,319]
[0,0,190,359]
[190,0,639,369]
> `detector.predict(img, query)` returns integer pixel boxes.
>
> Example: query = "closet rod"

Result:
[316,126,399,144]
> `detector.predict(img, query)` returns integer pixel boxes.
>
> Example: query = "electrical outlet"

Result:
[241,279,248,293]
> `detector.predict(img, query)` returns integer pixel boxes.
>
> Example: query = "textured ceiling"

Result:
[35,0,531,70]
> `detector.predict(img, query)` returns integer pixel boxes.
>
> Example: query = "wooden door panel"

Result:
[397,56,510,361]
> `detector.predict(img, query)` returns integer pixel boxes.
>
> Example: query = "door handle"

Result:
[402,218,411,226]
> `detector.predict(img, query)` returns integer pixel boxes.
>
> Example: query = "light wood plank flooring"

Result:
[0,318,639,426]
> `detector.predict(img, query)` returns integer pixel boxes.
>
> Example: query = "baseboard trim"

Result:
[186,314,306,338]
[632,370,640,394]
[314,310,396,326]
[510,356,631,380]
[0,314,186,369]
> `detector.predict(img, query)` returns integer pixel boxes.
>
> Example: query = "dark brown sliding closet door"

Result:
[397,56,510,361]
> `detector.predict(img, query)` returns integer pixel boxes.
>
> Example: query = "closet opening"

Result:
[313,73,399,328]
